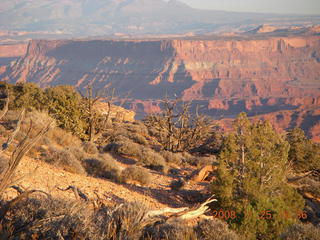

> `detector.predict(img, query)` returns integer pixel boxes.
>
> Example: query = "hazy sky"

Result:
[179,0,320,15]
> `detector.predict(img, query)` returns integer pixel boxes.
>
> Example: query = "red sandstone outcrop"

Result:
[1,34,319,140]
[0,43,28,58]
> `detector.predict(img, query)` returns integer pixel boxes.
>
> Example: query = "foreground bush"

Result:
[0,191,243,240]
[41,146,86,175]
[196,219,239,240]
[121,166,151,185]
[82,153,121,182]
[105,138,168,173]
[0,194,98,239]
[280,223,320,240]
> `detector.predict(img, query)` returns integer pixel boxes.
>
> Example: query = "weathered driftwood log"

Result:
[146,196,217,222]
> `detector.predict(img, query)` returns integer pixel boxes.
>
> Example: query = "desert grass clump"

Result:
[196,219,239,240]
[280,223,320,240]
[82,141,99,155]
[121,166,151,185]
[42,146,86,175]
[82,153,121,182]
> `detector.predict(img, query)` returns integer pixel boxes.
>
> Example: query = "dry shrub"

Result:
[19,111,56,139]
[121,166,151,185]
[280,223,320,240]
[143,221,197,240]
[82,153,121,182]
[68,146,90,161]
[113,138,141,157]
[0,194,98,239]
[137,146,167,174]
[160,150,183,165]
[130,132,148,145]
[41,146,86,175]
[127,121,149,136]
[94,201,152,240]
[46,127,81,148]
[196,219,239,240]
[296,177,320,196]
[82,141,99,155]
[104,138,167,173]
[170,177,188,191]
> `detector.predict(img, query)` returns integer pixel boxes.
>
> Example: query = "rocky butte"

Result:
[1,29,320,141]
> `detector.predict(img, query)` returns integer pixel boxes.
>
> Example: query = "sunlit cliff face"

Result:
[1,34,320,140]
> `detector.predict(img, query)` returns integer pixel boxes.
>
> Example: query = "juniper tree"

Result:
[212,113,304,240]
[287,128,320,175]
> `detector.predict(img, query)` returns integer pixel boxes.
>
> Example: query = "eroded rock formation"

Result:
[1,33,319,140]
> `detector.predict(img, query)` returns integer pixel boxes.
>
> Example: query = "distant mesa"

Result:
[1,28,320,141]
[248,24,278,34]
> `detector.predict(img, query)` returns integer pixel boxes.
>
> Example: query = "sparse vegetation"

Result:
[82,141,99,155]
[42,146,86,175]
[280,223,320,240]
[196,219,239,240]
[144,98,213,153]
[82,153,121,182]
[121,166,151,185]
[1,83,319,240]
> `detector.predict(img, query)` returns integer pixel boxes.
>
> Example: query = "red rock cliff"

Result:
[1,36,320,140]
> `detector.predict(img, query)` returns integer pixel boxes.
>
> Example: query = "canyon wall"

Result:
[0,43,28,74]
[1,35,320,140]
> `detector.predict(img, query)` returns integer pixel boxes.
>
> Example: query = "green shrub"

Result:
[45,85,88,139]
[212,113,304,239]
[121,166,151,185]
[287,128,320,174]
[41,146,86,175]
